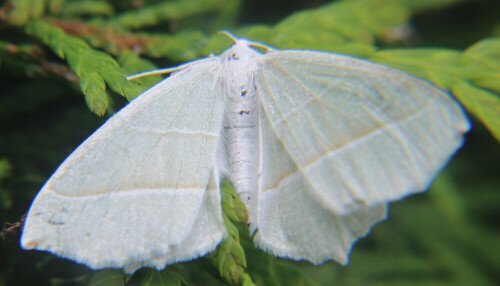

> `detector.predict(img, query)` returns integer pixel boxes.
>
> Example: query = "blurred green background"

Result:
[0,0,499,285]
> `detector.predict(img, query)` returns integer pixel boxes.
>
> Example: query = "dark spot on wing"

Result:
[47,219,65,226]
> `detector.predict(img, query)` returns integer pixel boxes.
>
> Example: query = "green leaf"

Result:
[2,0,46,26]
[144,30,207,61]
[80,72,108,115]
[61,1,114,17]
[24,19,147,114]
[220,181,248,224]
[105,0,238,31]
[207,182,254,286]
[370,49,466,90]
[88,269,125,286]
[452,82,500,141]
[460,37,500,93]
[127,268,189,286]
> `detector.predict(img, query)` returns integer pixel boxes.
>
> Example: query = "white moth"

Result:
[21,33,469,274]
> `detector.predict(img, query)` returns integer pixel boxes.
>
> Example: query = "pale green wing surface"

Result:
[256,51,469,215]
[21,61,226,274]
[249,108,387,264]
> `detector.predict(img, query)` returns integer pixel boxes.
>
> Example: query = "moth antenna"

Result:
[126,66,184,81]
[218,30,275,52]
[218,30,239,43]
[248,41,275,52]
[126,57,215,81]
